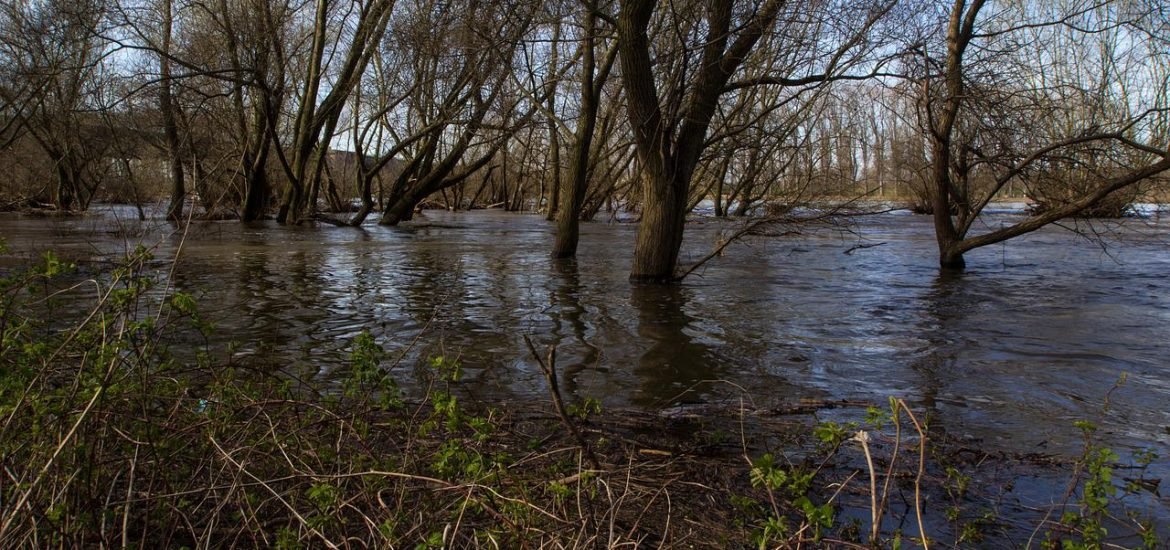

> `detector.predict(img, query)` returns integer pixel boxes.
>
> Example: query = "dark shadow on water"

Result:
[630,284,722,407]
[546,259,601,398]
[909,273,967,413]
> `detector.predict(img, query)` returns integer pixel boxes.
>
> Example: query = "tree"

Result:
[617,0,785,282]
[551,0,618,259]
[364,0,542,226]
[920,0,1170,269]
[0,0,114,210]
[159,0,185,221]
[275,0,395,224]
[543,13,564,221]
[208,0,294,222]
[616,0,897,282]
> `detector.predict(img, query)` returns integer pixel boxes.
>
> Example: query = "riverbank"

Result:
[0,351,1161,548]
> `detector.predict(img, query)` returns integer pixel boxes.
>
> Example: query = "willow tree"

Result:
[276,0,395,224]
[617,0,898,282]
[551,0,619,259]
[922,0,1170,269]
[616,0,784,281]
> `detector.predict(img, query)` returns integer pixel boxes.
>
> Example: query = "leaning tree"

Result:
[919,0,1170,269]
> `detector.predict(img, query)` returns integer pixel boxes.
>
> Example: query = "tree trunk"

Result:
[54,162,77,211]
[931,136,966,269]
[241,91,275,222]
[161,0,185,222]
[544,20,562,221]
[630,168,688,283]
[552,3,604,259]
[380,193,419,225]
[242,152,270,222]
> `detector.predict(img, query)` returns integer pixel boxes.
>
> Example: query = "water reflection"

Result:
[910,272,966,412]
[630,284,721,406]
[3,208,1169,511]
[547,259,601,397]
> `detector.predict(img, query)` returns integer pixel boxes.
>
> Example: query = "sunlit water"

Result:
[3,204,1169,528]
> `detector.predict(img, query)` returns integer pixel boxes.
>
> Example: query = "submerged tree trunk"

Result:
[240,92,275,222]
[161,0,185,222]
[629,167,690,282]
[617,0,782,282]
[53,161,78,211]
[552,3,612,259]
[381,194,418,225]
[241,150,270,222]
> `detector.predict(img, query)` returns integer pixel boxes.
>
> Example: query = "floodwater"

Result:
[3,204,1169,527]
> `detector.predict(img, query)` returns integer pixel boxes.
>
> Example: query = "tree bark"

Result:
[161,0,185,222]
[617,0,782,282]
[553,2,612,259]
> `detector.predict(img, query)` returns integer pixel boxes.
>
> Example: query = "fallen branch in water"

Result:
[844,241,886,255]
[675,203,893,281]
[674,216,798,281]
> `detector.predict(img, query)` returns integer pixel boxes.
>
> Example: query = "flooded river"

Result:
[3,205,1169,523]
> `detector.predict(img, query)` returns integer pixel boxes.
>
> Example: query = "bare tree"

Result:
[159,0,185,220]
[275,0,395,224]
[353,0,542,226]
[552,0,619,258]
[920,0,1170,269]
[617,0,785,281]
[0,0,115,210]
[616,0,897,282]
[204,0,296,222]
[543,11,565,221]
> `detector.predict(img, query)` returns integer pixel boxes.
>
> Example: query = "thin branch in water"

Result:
[523,335,600,470]
[844,241,886,255]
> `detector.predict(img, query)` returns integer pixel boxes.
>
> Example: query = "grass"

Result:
[0,240,1164,548]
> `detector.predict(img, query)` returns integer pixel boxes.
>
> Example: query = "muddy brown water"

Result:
[3,204,1169,531]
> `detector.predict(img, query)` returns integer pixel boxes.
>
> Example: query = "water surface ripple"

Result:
[4,206,1169,511]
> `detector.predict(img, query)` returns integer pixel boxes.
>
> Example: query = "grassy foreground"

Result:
[0,244,1163,549]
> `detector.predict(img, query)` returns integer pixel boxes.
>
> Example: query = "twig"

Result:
[122,444,139,549]
[675,203,873,281]
[523,335,600,470]
[674,217,786,281]
[208,436,339,549]
[877,399,903,542]
[843,241,886,255]
[896,399,930,550]
[854,430,880,543]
